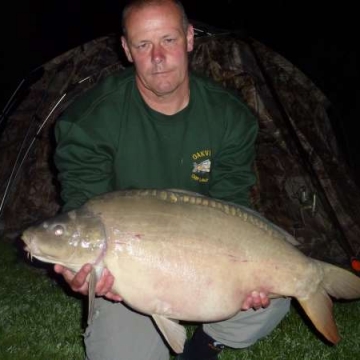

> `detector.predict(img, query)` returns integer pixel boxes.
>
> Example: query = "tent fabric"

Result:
[0,35,125,228]
[1,31,359,268]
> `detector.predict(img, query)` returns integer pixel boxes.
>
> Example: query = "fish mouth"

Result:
[21,232,34,260]
[21,232,50,263]
[23,244,60,265]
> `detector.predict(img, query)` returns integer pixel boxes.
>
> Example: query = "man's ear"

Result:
[186,25,194,52]
[121,36,133,63]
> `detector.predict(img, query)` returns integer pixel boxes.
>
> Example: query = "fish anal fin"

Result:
[152,314,187,354]
[297,289,340,344]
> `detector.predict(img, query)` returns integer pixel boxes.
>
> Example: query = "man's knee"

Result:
[204,297,291,348]
[84,298,169,360]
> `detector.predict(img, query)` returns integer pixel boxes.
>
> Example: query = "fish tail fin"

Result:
[297,288,339,344]
[297,260,360,345]
[316,260,360,300]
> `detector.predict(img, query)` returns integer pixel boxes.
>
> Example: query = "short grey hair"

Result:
[121,0,189,37]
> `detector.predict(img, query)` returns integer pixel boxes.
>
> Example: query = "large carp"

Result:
[22,189,360,353]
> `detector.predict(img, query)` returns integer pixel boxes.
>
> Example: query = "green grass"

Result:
[0,237,84,360]
[1,237,360,360]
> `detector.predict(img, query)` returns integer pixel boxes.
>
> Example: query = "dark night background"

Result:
[1,1,359,185]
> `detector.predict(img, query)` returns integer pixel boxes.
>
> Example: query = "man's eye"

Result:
[137,43,148,49]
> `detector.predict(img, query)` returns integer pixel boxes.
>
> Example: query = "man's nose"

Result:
[151,44,165,64]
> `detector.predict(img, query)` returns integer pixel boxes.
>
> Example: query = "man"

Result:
[53,1,290,359]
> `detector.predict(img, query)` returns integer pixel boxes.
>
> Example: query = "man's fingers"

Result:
[54,264,64,274]
[93,268,120,301]
[54,264,75,284]
[242,291,270,311]
[251,291,262,308]
[54,264,117,299]
[260,292,270,307]
[68,264,93,294]
[95,268,115,296]
[104,291,122,302]
[241,296,252,310]
[71,264,92,289]
[54,263,92,295]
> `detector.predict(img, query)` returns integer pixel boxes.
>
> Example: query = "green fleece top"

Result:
[54,67,258,212]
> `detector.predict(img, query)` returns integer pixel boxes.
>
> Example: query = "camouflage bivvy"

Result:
[1,27,359,268]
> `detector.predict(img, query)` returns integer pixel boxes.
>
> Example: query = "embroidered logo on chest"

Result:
[191,149,212,183]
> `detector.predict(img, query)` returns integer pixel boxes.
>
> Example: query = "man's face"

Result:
[121,2,194,98]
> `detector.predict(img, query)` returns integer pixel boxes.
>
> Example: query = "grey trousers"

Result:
[84,297,291,360]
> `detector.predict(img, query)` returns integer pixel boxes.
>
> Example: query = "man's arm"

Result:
[54,117,115,212]
[53,111,120,300]
[209,101,258,208]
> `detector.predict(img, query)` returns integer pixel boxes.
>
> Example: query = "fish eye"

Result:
[52,224,65,236]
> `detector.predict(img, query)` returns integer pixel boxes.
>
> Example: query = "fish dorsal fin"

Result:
[152,315,187,354]
[156,189,300,247]
[165,188,204,197]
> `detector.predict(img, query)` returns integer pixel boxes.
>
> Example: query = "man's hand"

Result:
[241,291,270,310]
[54,264,122,302]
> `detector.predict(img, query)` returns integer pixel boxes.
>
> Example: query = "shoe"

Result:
[175,327,224,360]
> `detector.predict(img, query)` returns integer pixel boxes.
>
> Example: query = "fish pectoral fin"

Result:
[152,315,187,354]
[87,268,98,325]
[297,289,339,344]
